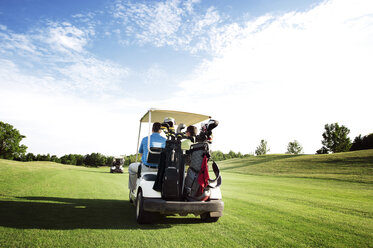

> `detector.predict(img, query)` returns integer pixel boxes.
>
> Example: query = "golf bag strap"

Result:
[153,152,166,192]
[207,160,222,188]
[190,145,208,153]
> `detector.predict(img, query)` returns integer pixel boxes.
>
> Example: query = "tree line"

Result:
[0,121,139,167]
[254,122,373,156]
[12,152,138,167]
[211,150,252,161]
[1,121,372,165]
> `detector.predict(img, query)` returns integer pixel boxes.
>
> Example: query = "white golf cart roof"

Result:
[135,108,211,162]
[140,108,210,126]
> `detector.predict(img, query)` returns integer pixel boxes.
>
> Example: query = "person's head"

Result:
[152,122,162,133]
[186,125,197,137]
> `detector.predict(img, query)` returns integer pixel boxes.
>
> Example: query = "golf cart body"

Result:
[110,157,124,173]
[129,108,224,223]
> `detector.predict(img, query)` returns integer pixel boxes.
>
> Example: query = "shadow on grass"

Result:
[319,156,373,167]
[0,197,202,230]
[76,170,126,174]
[220,154,298,171]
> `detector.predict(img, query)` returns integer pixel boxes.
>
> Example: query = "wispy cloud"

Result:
[0,29,38,55]
[56,57,130,93]
[0,21,94,57]
[44,22,91,53]
[113,0,226,53]
[0,20,129,96]
[171,0,373,153]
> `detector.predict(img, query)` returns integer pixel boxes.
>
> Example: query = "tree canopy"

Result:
[286,140,303,155]
[0,121,27,159]
[350,133,373,151]
[320,123,351,153]
[255,139,270,156]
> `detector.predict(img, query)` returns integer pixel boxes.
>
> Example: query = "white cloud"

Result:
[0,20,130,95]
[172,0,373,154]
[45,22,90,53]
[0,59,143,156]
[0,31,37,55]
[113,0,223,53]
[56,57,130,93]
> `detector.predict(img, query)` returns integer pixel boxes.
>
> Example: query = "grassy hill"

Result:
[0,150,372,247]
[218,149,373,183]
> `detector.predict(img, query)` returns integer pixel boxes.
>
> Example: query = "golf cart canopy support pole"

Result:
[147,110,161,155]
[135,121,142,162]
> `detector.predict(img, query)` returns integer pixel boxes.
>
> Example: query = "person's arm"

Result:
[139,137,145,154]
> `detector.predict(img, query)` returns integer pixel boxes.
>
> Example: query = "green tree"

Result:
[38,153,51,161]
[75,154,84,166]
[255,139,270,156]
[316,147,329,154]
[321,123,351,153]
[124,154,137,166]
[50,155,60,163]
[286,140,303,155]
[228,150,237,159]
[350,133,373,151]
[25,153,36,161]
[106,156,114,166]
[0,121,28,159]
[36,154,42,161]
[211,150,224,161]
[68,154,77,165]
[84,153,106,167]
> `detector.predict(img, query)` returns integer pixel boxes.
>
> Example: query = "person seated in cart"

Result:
[181,125,197,151]
[128,122,166,193]
[181,125,198,166]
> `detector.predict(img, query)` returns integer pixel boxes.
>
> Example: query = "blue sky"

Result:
[1,0,372,156]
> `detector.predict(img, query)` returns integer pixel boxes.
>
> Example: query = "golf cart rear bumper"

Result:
[143,198,224,216]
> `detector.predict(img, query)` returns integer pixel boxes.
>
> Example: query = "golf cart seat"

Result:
[147,147,163,164]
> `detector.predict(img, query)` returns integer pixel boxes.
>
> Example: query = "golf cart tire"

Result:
[136,189,154,224]
[200,212,220,223]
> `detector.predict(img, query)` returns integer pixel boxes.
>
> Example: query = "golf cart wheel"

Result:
[136,189,153,224]
[200,213,219,223]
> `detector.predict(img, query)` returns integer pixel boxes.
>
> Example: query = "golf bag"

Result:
[154,140,185,200]
[184,142,222,201]
[184,142,210,200]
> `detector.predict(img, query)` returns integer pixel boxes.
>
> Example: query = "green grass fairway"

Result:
[1,150,373,247]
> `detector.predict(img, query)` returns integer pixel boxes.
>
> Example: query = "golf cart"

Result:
[129,109,224,224]
[110,157,124,173]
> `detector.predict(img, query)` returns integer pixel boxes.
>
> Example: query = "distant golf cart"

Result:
[129,109,224,224]
[110,157,124,173]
